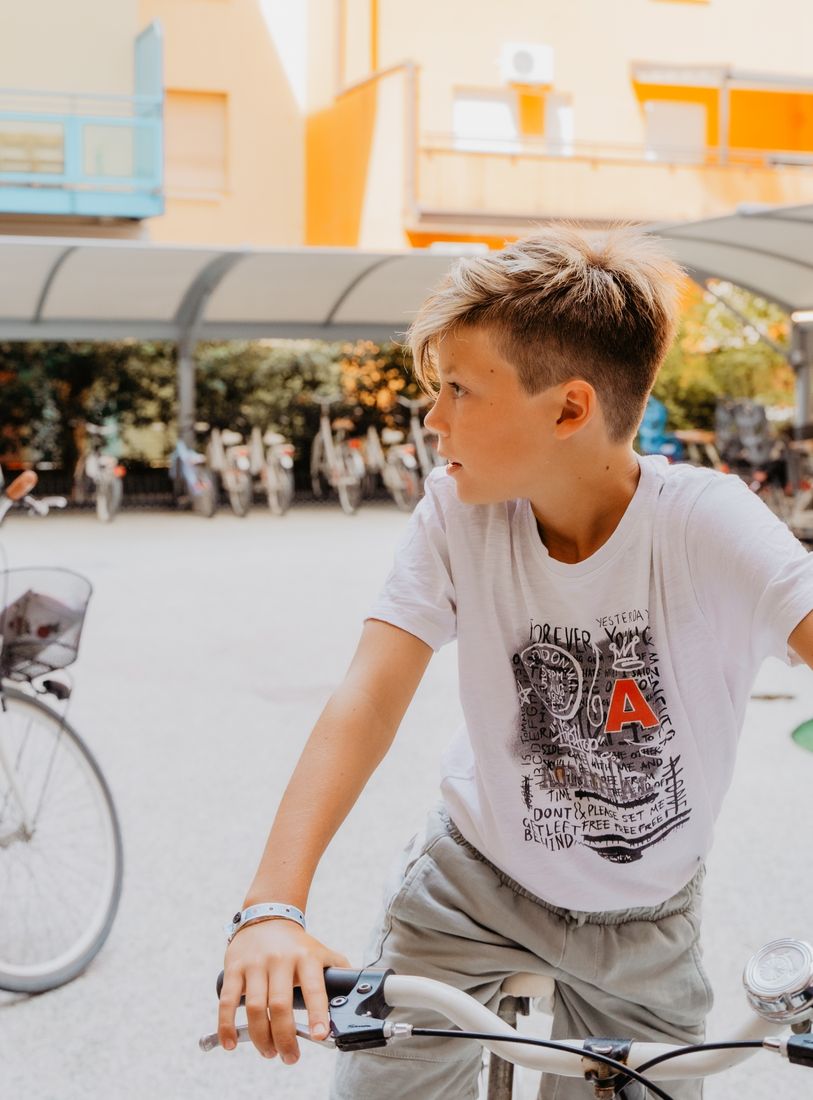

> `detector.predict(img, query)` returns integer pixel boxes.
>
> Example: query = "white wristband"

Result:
[225,902,306,942]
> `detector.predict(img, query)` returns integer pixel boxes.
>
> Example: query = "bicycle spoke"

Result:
[0,690,121,989]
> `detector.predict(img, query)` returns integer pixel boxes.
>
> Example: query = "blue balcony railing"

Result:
[0,88,163,220]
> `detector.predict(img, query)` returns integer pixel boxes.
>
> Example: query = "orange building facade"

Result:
[306,0,813,248]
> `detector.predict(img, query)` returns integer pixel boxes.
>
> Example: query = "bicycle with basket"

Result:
[0,471,123,994]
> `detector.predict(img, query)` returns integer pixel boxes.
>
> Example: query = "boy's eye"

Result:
[447,382,466,397]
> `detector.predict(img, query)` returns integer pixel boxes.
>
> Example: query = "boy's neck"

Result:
[530,446,642,565]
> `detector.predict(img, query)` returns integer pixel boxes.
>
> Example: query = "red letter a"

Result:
[605,678,659,735]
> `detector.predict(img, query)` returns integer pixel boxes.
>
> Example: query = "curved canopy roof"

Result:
[0,237,459,344]
[653,203,813,315]
[0,204,812,346]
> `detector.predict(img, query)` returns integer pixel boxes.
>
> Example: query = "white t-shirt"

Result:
[368,456,813,910]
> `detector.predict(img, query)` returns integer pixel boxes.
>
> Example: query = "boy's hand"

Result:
[217,920,350,1063]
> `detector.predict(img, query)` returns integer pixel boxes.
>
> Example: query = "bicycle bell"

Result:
[743,938,813,1024]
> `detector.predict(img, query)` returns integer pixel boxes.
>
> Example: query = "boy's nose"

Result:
[424,397,446,437]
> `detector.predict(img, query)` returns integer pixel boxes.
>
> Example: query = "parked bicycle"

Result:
[72,422,126,523]
[203,937,813,1098]
[310,395,365,516]
[208,429,254,518]
[0,470,123,993]
[714,399,792,522]
[362,424,422,511]
[398,395,445,481]
[169,431,218,518]
[249,427,296,517]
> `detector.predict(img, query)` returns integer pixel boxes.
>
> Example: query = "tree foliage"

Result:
[0,338,419,470]
[653,282,795,430]
[0,282,797,470]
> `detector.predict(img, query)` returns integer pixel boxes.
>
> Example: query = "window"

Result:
[643,100,706,163]
[164,91,228,194]
[452,91,520,153]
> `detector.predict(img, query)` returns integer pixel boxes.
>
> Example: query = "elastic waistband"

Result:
[440,809,703,927]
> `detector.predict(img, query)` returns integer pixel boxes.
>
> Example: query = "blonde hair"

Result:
[407,225,684,442]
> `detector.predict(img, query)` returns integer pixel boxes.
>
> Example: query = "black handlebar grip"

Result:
[216,966,366,1009]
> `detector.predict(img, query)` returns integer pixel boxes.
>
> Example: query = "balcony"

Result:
[0,88,163,221]
[414,135,813,231]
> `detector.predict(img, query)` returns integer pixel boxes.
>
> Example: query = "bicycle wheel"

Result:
[192,468,218,518]
[228,471,253,517]
[337,446,364,515]
[757,482,792,524]
[95,478,115,523]
[0,687,123,993]
[387,456,421,512]
[310,435,329,499]
[265,459,294,516]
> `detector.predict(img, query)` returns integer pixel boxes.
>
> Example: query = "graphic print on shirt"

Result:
[513,613,690,863]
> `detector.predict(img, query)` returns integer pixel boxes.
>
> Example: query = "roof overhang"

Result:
[0,204,812,346]
[0,237,461,345]
[651,203,813,316]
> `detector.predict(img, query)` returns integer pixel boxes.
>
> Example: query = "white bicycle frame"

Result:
[316,402,360,488]
[397,397,442,479]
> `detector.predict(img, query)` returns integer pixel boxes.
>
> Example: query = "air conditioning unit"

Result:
[500,42,554,85]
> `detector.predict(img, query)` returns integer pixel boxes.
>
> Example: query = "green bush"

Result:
[0,337,421,474]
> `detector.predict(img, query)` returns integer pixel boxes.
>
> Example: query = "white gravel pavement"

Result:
[1,503,812,1100]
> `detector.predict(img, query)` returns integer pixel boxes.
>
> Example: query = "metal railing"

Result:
[421,132,813,170]
[0,88,163,219]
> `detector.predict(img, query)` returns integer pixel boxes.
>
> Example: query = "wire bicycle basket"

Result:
[0,568,92,681]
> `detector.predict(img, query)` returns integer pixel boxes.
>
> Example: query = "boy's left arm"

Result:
[789,609,813,666]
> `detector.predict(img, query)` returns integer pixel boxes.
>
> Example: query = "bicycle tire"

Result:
[757,483,792,524]
[192,468,218,518]
[310,435,329,499]
[387,456,421,512]
[337,446,364,515]
[265,460,294,516]
[110,475,123,519]
[0,687,123,993]
[228,471,253,517]
[95,478,115,523]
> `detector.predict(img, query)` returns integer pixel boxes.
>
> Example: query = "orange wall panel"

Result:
[517,90,546,136]
[306,80,378,246]
[729,89,813,151]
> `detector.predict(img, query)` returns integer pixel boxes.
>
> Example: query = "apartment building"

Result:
[307,0,813,247]
[3,0,813,249]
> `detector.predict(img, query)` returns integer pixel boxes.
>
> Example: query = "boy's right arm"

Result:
[217,618,433,1063]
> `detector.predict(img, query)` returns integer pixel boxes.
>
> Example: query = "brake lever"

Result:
[199,1023,337,1052]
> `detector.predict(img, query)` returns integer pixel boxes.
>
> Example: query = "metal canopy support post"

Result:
[176,333,197,447]
[788,320,813,494]
[791,321,813,432]
[172,251,247,446]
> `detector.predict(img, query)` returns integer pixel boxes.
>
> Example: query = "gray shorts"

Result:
[330,806,712,1100]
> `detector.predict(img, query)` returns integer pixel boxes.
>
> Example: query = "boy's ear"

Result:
[553,381,596,438]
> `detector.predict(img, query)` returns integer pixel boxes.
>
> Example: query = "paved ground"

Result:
[2,502,812,1100]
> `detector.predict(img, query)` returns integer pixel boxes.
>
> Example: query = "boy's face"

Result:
[424,325,568,505]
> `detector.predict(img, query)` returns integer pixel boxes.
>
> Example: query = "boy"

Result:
[217,226,813,1099]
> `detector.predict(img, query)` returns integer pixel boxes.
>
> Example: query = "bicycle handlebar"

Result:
[201,964,811,1083]
[0,471,67,525]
